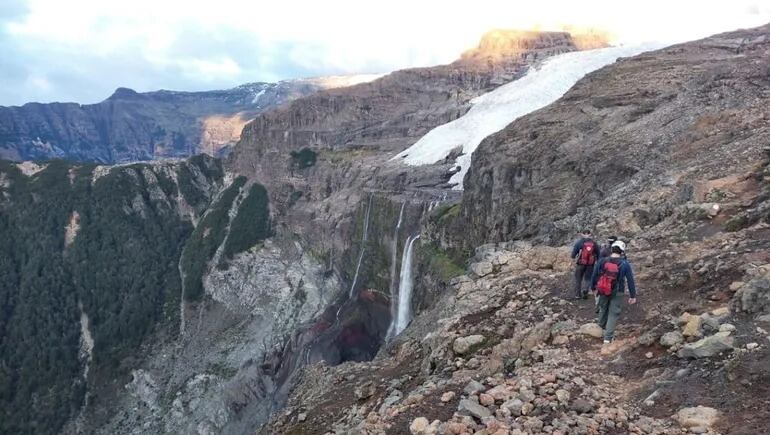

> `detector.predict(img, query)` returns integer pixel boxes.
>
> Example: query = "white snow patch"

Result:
[392,43,666,189]
[16,161,47,176]
[251,88,266,104]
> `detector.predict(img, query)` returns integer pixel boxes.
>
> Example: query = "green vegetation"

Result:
[0,157,222,435]
[180,176,245,300]
[433,202,461,224]
[418,242,465,282]
[290,148,317,169]
[222,182,271,261]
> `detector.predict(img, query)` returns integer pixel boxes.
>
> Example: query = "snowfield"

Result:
[391,43,665,189]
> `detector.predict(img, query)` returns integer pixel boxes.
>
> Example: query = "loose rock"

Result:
[454,335,486,355]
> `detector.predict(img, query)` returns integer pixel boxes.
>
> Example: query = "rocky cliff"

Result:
[0,76,379,163]
[458,24,770,249]
[259,24,770,435]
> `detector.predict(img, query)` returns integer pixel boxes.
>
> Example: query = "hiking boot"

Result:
[582,292,588,300]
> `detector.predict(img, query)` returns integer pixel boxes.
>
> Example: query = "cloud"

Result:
[1,0,770,105]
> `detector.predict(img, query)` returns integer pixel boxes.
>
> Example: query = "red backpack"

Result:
[578,240,597,265]
[596,258,622,296]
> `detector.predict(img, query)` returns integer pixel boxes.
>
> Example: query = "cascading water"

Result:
[393,234,420,335]
[386,202,407,340]
[349,195,373,297]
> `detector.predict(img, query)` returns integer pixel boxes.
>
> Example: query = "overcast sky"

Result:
[1,0,769,106]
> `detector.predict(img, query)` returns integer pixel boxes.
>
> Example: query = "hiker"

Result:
[591,240,637,346]
[571,230,598,299]
[598,236,617,259]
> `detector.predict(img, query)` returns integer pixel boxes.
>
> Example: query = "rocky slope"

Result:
[457,24,770,249]
[0,76,379,163]
[258,24,770,435]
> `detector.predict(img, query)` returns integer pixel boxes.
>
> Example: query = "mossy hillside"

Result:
[344,196,406,297]
[0,157,221,435]
[221,182,271,262]
[180,176,246,300]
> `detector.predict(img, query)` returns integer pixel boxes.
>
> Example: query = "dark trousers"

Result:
[573,264,592,297]
[597,293,623,341]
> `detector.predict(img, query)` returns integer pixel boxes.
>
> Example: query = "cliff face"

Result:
[228,30,598,263]
[458,24,770,249]
[0,77,377,164]
[261,24,770,435]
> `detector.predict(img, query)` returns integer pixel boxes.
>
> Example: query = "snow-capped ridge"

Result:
[392,43,667,189]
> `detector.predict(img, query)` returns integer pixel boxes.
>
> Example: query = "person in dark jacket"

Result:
[598,236,617,259]
[571,230,598,299]
[591,240,637,347]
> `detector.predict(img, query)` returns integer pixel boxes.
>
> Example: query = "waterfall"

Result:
[394,234,420,335]
[349,195,373,297]
[386,202,407,340]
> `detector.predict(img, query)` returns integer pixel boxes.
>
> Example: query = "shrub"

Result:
[290,148,317,169]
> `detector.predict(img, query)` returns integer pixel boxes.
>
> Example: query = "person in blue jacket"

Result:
[591,240,637,346]
[571,230,598,299]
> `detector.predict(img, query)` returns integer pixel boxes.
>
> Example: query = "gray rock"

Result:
[755,314,770,323]
[463,380,486,395]
[676,406,720,428]
[660,331,684,347]
[501,398,524,416]
[719,323,736,333]
[470,261,494,277]
[678,333,734,358]
[354,381,375,400]
[570,398,594,414]
[578,323,603,339]
[732,276,770,314]
[637,331,659,346]
[457,399,492,420]
[453,335,486,355]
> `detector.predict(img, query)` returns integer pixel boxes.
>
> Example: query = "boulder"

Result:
[470,261,494,277]
[501,398,524,416]
[458,399,492,419]
[354,381,376,400]
[571,398,595,414]
[453,335,485,355]
[463,380,486,395]
[732,276,770,313]
[479,393,495,406]
[675,406,720,429]
[682,316,703,337]
[660,331,684,347]
[410,417,430,434]
[440,391,456,403]
[678,332,734,358]
[578,323,604,339]
[719,323,736,333]
[486,384,516,401]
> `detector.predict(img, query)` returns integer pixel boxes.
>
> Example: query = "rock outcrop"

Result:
[458,24,770,249]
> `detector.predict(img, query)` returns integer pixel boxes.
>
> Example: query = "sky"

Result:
[1,0,769,106]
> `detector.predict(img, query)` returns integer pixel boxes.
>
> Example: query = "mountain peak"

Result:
[107,87,143,100]
[459,28,611,64]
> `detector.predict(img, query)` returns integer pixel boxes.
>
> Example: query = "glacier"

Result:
[391,43,665,189]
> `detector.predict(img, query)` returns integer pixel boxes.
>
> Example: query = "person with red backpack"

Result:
[591,240,637,345]
[570,230,598,299]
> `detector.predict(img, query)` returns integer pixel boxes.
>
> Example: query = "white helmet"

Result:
[611,240,626,252]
